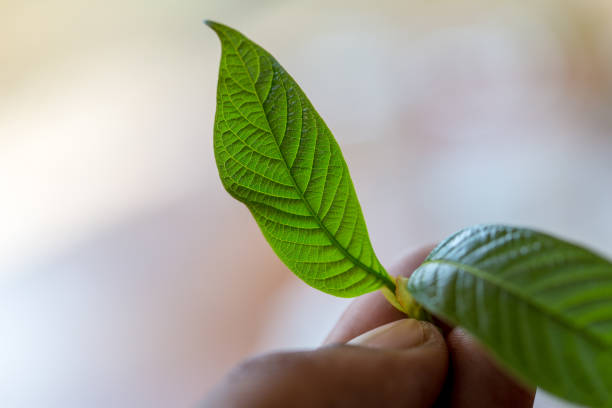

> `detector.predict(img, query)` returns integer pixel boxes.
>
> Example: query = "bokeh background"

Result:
[2,0,611,406]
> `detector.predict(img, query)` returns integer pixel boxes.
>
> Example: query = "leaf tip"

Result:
[203,19,224,36]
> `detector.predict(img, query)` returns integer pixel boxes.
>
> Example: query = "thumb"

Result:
[203,319,448,408]
[340,319,449,407]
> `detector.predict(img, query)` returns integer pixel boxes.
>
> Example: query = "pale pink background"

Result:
[2,1,611,407]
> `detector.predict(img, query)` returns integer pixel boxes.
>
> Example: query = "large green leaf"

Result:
[207,21,395,297]
[406,224,612,407]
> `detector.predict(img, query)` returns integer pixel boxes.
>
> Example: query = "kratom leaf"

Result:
[405,224,612,407]
[206,21,395,297]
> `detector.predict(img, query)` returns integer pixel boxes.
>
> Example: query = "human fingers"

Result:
[323,242,534,407]
[433,328,535,407]
[203,319,448,408]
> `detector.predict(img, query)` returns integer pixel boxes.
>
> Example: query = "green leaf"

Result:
[206,21,395,297]
[405,224,612,407]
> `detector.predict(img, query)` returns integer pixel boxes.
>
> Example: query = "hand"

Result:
[324,245,536,407]
[203,246,535,407]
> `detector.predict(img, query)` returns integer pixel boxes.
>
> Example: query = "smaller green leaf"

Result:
[207,21,396,298]
[405,224,612,407]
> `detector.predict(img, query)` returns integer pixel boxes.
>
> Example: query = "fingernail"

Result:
[348,319,431,349]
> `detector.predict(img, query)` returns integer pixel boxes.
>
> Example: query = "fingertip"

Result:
[444,328,535,407]
[389,244,438,278]
[348,319,420,347]
[318,324,449,407]
[323,290,404,345]
[419,320,447,349]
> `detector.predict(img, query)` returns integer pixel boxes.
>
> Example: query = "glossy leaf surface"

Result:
[407,224,612,407]
[207,21,394,296]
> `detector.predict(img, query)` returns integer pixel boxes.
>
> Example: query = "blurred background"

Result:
[1,0,611,406]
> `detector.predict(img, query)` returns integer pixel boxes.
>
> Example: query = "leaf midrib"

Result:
[220,28,395,292]
[423,258,608,347]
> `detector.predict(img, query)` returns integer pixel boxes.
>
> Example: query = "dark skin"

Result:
[203,246,535,407]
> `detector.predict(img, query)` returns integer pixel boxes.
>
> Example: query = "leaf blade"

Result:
[208,21,394,297]
[406,224,612,406]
